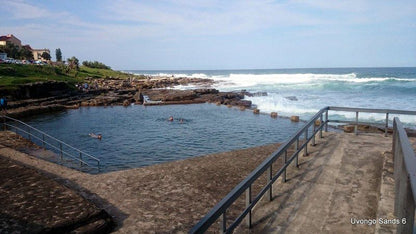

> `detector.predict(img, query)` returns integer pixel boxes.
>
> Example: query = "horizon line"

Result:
[119,66,416,71]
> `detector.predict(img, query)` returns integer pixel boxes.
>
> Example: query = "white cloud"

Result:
[1,0,53,19]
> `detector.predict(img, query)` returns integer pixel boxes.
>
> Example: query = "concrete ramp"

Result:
[249,132,394,233]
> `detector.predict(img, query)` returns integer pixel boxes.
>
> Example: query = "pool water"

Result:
[23,103,303,173]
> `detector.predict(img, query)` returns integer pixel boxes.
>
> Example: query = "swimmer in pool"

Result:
[89,133,102,140]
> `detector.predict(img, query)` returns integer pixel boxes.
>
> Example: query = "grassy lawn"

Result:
[0,64,143,87]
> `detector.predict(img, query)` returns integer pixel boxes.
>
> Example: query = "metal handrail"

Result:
[1,115,100,169]
[191,106,416,233]
[392,118,416,233]
[190,107,329,233]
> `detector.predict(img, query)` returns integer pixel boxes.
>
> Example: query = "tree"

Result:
[0,42,20,58]
[82,60,111,69]
[18,47,33,60]
[55,48,62,62]
[67,56,79,70]
[41,51,51,60]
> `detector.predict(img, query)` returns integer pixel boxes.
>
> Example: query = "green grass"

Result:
[0,64,144,88]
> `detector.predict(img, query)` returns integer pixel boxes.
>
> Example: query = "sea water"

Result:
[131,67,416,126]
[24,67,416,173]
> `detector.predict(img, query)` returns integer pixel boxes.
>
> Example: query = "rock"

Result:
[65,104,79,109]
[194,89,218,95]
[315,120,321,126]
[227,105,232,108]
[216,102,221,106]
[290,116,299,122]
[123,99,130,107]
[133,91,143,103]
[253,108,260,114]
[239,106,246,111]
[245,91,268,97]
[285,96,298,101]
[80,101,89,107]
[271,112,278,118]
[343,125,355,133]
[236,100,252,108]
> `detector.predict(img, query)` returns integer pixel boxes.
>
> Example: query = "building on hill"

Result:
[0,53,7,60]
[0,34,22,47]
[0,34,51,61]
[32,48,51,61]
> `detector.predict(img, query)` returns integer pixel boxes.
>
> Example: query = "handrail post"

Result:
[304,129,308,156]
[60,143,63,160]
[312,123,316,146]
[325,110,328,132]
[283,150,287,182]
[80,152,83,167]
[220,211,227,234]
[385,113,389,137]
[295,138,299,167]
[268,165,273,201]
[320,113,323,138]
[355,111,359,135]
[42,134,45,149]
[246,185,252,228]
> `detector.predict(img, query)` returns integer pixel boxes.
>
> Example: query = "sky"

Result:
[0,0,415,70]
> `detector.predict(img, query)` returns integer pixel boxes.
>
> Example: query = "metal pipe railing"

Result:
[1,115,100,170]
[191,106,416,233]
[190,107,330,233]
[393,118,416,234]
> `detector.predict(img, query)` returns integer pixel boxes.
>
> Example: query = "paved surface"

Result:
[0,153,114,233]
[0,130,282,233]
[1,130,415,233]
[245,132,402,234]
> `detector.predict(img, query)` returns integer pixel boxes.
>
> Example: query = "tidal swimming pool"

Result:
[22,103,303,173]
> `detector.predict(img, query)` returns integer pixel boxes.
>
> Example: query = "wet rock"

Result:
[285,96,298,101]
[133,91,143,103]
[253,109,260,114]
[271,112,278,118]
[343,125,355,133]
[291,116,300,122]
[245,91,268,97]
[123,100,130,107]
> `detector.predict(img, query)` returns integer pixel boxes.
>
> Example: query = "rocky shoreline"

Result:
[3,76,255,118]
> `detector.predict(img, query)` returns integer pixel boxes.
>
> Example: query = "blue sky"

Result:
[0,0,415,70]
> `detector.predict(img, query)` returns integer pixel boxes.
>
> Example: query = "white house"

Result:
[0,52,7,60]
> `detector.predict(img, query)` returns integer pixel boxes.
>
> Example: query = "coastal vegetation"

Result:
[0,63,141,88]
[82,60,111,70]
[0,43,33,60]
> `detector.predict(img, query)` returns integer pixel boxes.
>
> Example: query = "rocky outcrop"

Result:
[6,105,66,119]
[0,81,75,100]
[2,76,253,118]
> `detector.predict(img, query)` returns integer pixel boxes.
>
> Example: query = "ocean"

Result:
[21,67,416,173]
[129,67,416,126]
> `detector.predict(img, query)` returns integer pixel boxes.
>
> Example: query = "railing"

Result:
[1,115,100,170]
[191,106,416,234]
[393,118,416,234]
[328,106,416,136]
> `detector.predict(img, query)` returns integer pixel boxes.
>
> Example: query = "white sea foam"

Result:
[162,70,416,126]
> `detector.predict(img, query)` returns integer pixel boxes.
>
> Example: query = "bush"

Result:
[0,67,17,75]
[82,61,111,69]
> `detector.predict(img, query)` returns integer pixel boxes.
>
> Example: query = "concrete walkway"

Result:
[1,130,414,233]
[246,132,399,234]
